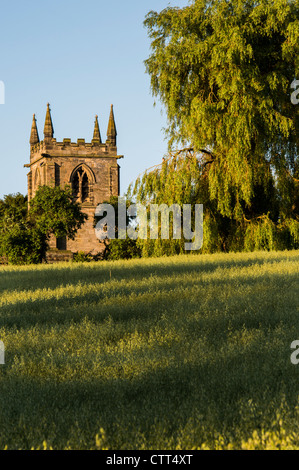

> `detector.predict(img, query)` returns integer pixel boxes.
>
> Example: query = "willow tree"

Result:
[130,0,299,254]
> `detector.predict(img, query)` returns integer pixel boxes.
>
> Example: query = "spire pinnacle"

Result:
[44,103,54,139]
[106,104,117,146]
[30,114,40,146]
[93,115,102,143]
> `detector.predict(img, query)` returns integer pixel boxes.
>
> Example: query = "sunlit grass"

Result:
[0,250,298,449]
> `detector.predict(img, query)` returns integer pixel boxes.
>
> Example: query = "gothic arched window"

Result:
[71,165,93,203]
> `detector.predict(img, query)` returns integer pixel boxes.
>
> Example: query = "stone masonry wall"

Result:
[26,132,122,254]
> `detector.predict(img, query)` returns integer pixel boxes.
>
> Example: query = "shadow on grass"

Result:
[0,268,297,330]
[0,252,298,448]
[0,342,298,449]
[0,251,297,294]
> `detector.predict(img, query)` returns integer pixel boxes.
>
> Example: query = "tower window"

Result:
[71,166,91,203]
[56,236,67,251]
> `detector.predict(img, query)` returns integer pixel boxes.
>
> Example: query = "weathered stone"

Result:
[25,104,123,255]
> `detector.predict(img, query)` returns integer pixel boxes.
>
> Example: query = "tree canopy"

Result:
[0,187,87,264]
[29,186,87,241]
[129,0,299,255]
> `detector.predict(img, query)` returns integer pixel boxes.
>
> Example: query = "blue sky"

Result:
[0,0,189,199]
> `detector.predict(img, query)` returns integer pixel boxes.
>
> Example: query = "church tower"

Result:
[25,104,123,255]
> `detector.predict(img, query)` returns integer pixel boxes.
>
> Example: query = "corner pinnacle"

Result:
[30,114,40,146]
[44,103,54,139]
[107,104,117,146]
[93,114,102,143]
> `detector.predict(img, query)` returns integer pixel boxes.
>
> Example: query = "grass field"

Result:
[0,250,298,450]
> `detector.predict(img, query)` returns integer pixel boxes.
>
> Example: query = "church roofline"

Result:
[30,104,118,150]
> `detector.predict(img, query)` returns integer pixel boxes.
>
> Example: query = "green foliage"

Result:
[0,187,87,265]
[0,193,46,264]
[0,251,298,449]
[0,193,28,225]
[133,0,299,256]
[29,185,87,240]
[277,217,299,249]
[244,215,277,251]
[1,223,47,265]
[128,151,205,257]
[104,237,142,260]
[144,0,298,218]
[73,251,94,263]
[95,196,142,261]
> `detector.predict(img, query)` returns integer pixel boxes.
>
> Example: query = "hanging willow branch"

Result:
[128,146,215,192]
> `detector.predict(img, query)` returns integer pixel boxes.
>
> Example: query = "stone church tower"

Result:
[25,103,123,256]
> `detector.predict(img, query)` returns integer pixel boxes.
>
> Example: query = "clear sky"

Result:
[0,0,189,199]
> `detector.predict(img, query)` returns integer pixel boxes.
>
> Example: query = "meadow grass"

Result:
[0,250,298,449]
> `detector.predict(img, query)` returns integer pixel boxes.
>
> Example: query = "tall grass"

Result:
[0,250,298,449]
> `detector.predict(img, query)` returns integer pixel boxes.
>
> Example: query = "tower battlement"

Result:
[28,105,121,164]
[29,137,121,165]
